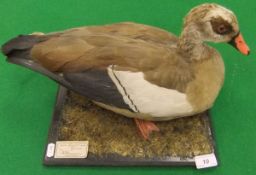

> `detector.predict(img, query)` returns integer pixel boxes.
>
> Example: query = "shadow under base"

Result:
[44,86,217,166]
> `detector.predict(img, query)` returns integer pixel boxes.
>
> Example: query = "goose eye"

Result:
[211,17,233,35]
[217,24,228,34]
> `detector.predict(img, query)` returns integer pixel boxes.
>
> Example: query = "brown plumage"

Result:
[2,3,249,122]
[30,23,193,92]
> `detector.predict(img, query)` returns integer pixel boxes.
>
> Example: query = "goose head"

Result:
[181,3,250,55]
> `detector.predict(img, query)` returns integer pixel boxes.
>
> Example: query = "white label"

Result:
[195,153,218,169]
[54,141,89,158]
[46,143,55,157]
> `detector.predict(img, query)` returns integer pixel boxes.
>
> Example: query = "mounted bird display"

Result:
[1,3,250,139]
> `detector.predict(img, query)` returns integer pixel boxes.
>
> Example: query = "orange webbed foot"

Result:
[134,118,160,140]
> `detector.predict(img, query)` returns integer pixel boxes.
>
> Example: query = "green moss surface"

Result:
[59,91,213,158]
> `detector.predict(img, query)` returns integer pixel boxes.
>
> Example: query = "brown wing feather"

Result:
[59,22,178,45]
[30,22,194,92]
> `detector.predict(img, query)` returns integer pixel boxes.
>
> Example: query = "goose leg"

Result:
[134,118,160,140]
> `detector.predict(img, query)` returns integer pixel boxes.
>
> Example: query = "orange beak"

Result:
[229,33,250,55]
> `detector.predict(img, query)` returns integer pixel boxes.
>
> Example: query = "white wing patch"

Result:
[107,66,193,118]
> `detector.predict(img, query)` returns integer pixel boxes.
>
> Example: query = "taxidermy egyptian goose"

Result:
[1,3,250,139]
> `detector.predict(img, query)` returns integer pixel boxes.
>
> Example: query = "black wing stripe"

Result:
[110,65,139,112]
[63,69,134,112]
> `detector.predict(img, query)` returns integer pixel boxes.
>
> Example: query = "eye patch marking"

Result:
[210,17,233,35]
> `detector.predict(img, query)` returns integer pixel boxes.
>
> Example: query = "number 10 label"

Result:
[195,153,218,169]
